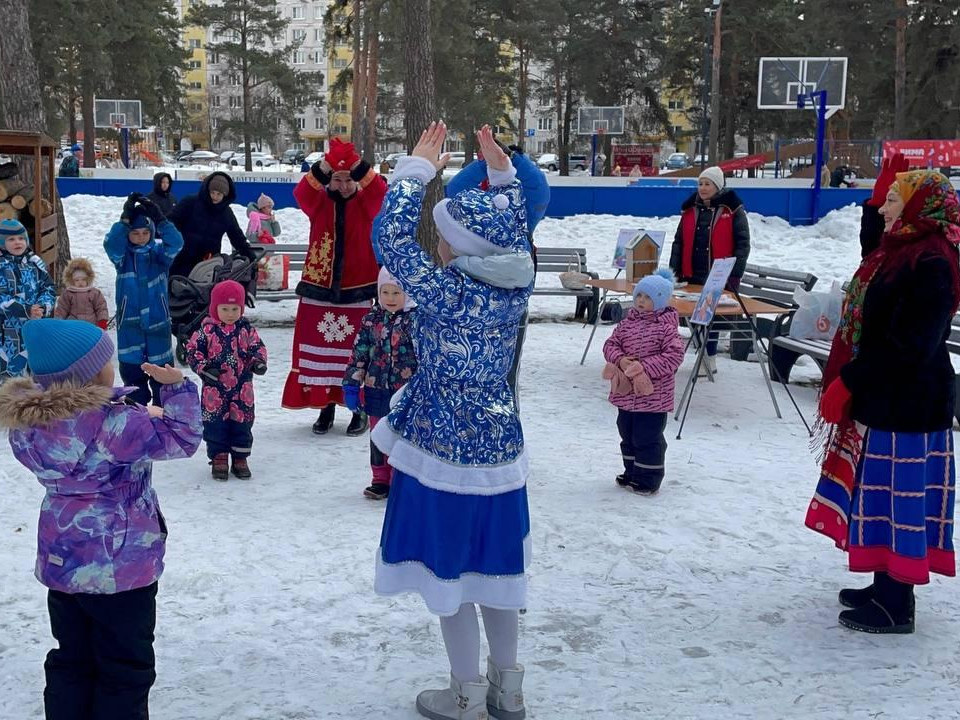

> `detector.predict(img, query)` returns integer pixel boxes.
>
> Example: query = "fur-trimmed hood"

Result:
[0,377,114,429]
[681,188,744,213]
[62,257,96,286]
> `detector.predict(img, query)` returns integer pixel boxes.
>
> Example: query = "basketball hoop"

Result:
[113,123,123,132]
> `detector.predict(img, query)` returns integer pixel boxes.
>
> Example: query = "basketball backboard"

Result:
[757,58,847,110]
[576,106,625,135]
[94,98,143,128]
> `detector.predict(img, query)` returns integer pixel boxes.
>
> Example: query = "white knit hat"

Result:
[698,166,725,191]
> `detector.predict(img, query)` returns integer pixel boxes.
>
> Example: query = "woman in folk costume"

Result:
[281,138,387,436]
[372,124,534,720]
[808,170,960,634]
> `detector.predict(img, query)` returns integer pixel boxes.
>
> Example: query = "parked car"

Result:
[384,152,407,169]
[665,152,691,170]
[175,150,195,161]
[446,152,466,169]
[281,149,306,166]
[536,153,588,172]
[182,150,219,164]
[304,151,325,166]
[219,150,236,163]
[231,152,279,168]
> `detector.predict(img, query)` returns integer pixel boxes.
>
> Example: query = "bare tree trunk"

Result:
[517,41,527,148]
[81,85,95,168]
[363,5,380,164]
[0,0,71,276]
[351,0,365,147]
[722,51,738,159]
[403,0,440,254]
[561,76,573,176]
[554,56,563,166]
[893,0,907,137]
[707,0,723,163]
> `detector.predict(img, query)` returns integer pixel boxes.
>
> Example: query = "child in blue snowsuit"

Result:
[104,192,184,405]
[0,219,56,379]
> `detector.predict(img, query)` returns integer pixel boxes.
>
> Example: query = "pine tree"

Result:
[187,0,323,171]
[0,0,72,274]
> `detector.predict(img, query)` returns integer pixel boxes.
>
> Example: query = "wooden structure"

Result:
[624,232,660,282]
[0,131,61,275]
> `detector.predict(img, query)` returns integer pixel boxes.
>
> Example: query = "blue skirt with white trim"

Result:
[375,470,531,616]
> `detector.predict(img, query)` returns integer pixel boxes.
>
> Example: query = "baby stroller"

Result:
[168,248,264,364]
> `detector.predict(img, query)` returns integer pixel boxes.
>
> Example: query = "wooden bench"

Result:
[727,263,819,361]
[532,246,600,323]
[251,243,602,322]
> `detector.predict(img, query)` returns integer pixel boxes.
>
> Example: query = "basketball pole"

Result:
[798,89,828,224]
[591,132,598,177]
[120,127,130,169]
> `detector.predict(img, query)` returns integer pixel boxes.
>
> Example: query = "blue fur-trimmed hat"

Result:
[432,187,521,258]
[128,213,155,236]
[22,319,115,388]
[634,268,676,310]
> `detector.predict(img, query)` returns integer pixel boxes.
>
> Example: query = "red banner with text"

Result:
[883,140,960,168]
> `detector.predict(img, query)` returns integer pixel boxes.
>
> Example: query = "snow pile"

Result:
[2,196,954,719]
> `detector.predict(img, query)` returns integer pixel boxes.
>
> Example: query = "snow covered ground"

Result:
[2,197,958,719]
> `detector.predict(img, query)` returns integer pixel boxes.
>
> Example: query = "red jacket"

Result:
[669,189,750,284]
[293,164,387,304]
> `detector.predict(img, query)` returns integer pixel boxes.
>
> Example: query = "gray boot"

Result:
[485,657,526,720]
[416,674,490,720]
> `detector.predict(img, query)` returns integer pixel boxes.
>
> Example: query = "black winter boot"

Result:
[838,572,884,609]
[312,404,336,435]
[346,411,368,437]
[615,474,631,489]
[838,574,915,634]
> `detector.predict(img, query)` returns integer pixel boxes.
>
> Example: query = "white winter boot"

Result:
[485,657,526,720]
[416,674,490,720]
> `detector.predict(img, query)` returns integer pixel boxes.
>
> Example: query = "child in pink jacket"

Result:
[602,268,684,495]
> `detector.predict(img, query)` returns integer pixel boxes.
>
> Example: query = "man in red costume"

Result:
[281,138,388,435]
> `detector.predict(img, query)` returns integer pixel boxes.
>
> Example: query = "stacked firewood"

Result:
[0,162,54,224]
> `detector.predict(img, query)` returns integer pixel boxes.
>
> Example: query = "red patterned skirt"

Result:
[281,298,371,410]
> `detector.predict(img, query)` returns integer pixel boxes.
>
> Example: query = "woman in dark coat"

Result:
[808,170,960,634]
[168,171,254,278]
[668,165,750,373]
[147,172,177,216]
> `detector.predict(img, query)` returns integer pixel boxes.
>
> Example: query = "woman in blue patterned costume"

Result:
[372,124,537,720]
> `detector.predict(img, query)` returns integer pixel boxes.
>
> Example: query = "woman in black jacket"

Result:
[668,166,750,373]
[808,170,960,634]
[147,172,177,217]
[168,171,254,278]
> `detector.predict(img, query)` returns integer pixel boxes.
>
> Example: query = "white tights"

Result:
[439,604,519,683]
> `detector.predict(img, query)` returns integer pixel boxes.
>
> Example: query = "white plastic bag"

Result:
[789,281,843,341]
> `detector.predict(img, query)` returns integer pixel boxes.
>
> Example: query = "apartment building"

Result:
[179,0,209,148]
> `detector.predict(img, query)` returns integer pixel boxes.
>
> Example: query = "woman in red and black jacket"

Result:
[668,166,751,371]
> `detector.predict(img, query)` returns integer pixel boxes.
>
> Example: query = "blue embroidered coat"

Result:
[370,173,533,495]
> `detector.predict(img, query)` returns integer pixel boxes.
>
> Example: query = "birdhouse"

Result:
[625,232,660,282]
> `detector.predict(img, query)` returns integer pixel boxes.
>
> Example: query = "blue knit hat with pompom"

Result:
[634,268,676,310]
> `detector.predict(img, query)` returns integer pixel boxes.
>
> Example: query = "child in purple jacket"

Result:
[0,319,201,720]
[602,268,684,495]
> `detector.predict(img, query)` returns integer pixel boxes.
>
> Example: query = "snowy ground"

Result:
[2,197,959,719]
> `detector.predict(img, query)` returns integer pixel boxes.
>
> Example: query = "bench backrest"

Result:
[948,315,960,355]
[739,263,818,307]
[253,242,307,272]
[253,243,593,277]
[535,246,589,273]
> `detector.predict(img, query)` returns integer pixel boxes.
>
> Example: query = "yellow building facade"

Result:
[181,1,208,148]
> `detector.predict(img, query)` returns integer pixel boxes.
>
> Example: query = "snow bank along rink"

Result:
[1,196,957,718]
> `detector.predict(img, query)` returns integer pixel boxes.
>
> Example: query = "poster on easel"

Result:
[689,257,737,326]
[612,229,665,270]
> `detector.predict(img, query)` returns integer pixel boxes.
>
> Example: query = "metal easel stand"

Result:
[579,269,622,366]
[674,322,713,439]
[730,287,812,435]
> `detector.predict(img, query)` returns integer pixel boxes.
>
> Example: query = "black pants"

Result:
[118,362,162,407]
[45,582,158,720]
[616,410,668,492]
[507,310,528,412]
[202,419,254,459]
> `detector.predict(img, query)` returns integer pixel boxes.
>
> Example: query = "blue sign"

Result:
[526,128,535,137]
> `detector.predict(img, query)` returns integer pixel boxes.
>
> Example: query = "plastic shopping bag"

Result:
[789,281,842,341]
